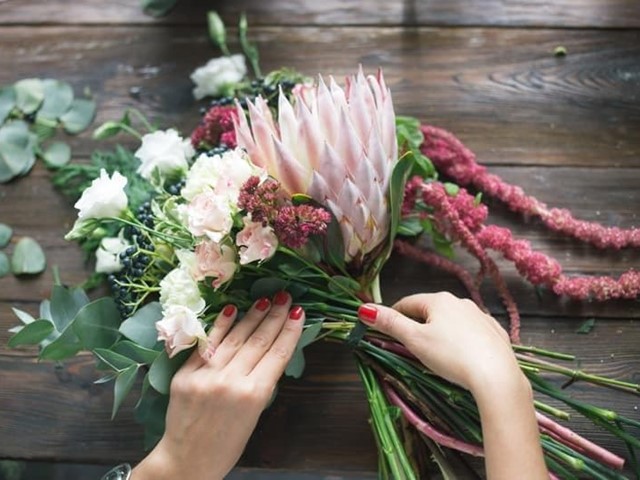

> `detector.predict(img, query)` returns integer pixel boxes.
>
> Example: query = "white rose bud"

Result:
[156,305,208,358]
[159,267,205,314]
[135,129,195,180]
[95,235,130,273]
[74,169,128,220]
[190,54,247,100]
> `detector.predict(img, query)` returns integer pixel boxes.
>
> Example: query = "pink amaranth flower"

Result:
[191,106,238,149]
[238,176,282,225]
[274,204,332,249]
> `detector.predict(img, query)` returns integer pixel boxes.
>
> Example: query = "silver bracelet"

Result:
[101,463,132,480]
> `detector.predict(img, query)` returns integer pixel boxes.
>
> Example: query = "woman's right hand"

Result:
[357,292,520,394]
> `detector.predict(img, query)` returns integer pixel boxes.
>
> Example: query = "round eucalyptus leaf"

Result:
[42,141,71,168]
[11,237,46,275]
[14,78,45,114]
[60,99,96,134]
[0,120,31,148]
[0,252,9,278]
[0,223,13,248]
[0,87,16,124]
[0,142,35,181]
[37,79,74,121]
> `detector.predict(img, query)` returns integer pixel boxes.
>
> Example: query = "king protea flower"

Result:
[235,68,398,262]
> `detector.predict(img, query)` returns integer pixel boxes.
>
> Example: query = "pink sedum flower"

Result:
[236,217,278,265]
[183,190,234,242]
[235,68,397,262]
[156,305,208,358]
[195,241,237,288]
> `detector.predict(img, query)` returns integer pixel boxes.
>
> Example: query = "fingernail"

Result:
[358,305,378,324]
[222,304,236,317]
[289,305,304,321]
[274,290,289,305]
[256,297,271,311]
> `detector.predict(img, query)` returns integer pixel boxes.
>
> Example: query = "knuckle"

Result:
[248,333,270,349]
[270,344,291,360]
[223,333,243,350]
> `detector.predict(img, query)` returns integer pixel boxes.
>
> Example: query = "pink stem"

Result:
[394,239,487,311]
[536,412,626,470]
[420,124,640,250]
[383,381,485,457]
[366,336,417,360]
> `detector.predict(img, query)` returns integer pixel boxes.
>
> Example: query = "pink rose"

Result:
[156,305,208,358]
[195,240,237,288]
[236,218,278,265]
[184,190,233,242]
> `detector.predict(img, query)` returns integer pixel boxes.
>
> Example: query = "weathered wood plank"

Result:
[0,27,638,167]
[0,315,638,465]
[1,0,639,28]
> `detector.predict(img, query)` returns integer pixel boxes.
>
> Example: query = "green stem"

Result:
[513,345,575,361]
[127,108,155,133]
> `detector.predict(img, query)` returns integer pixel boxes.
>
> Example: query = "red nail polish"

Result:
[289,306,304,321]
[256,297,271,311]
[222,304,236,317]
[358,305,377,324]
[274,290,289,305]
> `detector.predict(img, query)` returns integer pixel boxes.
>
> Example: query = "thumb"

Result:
[358,304,418,344]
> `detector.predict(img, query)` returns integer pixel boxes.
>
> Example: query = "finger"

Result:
[206,297,272,369]
[250,305,305,388]
[391,292,457,322]
[227,291,292,375]
[357,303,420,345]
[181,304,238,372]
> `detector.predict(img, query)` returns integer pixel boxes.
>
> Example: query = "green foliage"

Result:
[285,322,323,378]
[141,0,178,16]
[119,302,163,349]
[113,364,140,419]
[576,318,596,334]
[0,223,12,247]
[0,252,9,278]
[7,320,54,348]
[11,237,46,275]
[207,11,230,56]
[149,350,189,395]
[0,78,95,183]
[73,298,121,349]
[395,115,436,179]
[238,13,261,78]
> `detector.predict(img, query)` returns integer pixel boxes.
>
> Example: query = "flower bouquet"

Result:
[9,14,640,480]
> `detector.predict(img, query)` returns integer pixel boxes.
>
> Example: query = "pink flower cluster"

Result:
[191,105,238,149]
[239,176,332,249]
[420,124,640,250]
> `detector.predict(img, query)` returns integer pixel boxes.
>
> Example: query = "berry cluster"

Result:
[165,178,186,196]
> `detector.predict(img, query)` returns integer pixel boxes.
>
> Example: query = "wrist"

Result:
[468,361,531,409]
[131,440,177,480]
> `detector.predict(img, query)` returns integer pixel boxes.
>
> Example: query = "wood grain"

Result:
[1,27,638,167]
[1,0,639,28]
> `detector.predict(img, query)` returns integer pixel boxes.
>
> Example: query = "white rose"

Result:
[182,148,261,202]
[236,218,278,265]
[95,234,130,273]
[74,169,128,220]
[156,305,208,358]
[135,129,194,180]
[160,267,205,313]
[182,190,234,242]
[190,54,247,100]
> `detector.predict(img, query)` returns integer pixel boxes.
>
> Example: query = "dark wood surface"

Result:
[0,0,639,476]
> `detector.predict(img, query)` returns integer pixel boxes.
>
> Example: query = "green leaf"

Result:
[94,348,138,371]
[39,326,82,360]
[238,13,261,77]
[8,319,54,347]
[37,79,74,120]
[93,121,124,140]
[249,277,289,300]
[284,350,305,378]
[134,384,169,450]
[14,78,44,114]
[73,297,121,349]
[444,182,460,196]
[60,99,96,134]
[148,350,189,395]
[39,300,52,322]
[0,120,31,147]
[12,307,35,325]
[112,340,160,365]
[50,285,89,332]
[576,318,596,334]
[0,142,35,181]
[42,141,71,169]
[473,192,483,207]
[328,275,360,295]
[119,302,162,349]
[11,237,46,275]
[0,223,12,247]
[299,321,323,349]
[207,11,228,54]
[112,364,139,419]
[0,87,16,124]
[397,217,423,237]
[0,252,9,278]
[321,211,346,271]
[388,156,414,247]
[141,0,178,16]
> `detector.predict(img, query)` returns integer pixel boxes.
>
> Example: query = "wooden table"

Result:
[1,0,639,476]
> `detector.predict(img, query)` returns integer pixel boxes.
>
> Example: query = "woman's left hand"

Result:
[132,291,304,480]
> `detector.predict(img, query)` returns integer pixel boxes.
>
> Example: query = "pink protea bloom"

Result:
[235,68,398,262]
